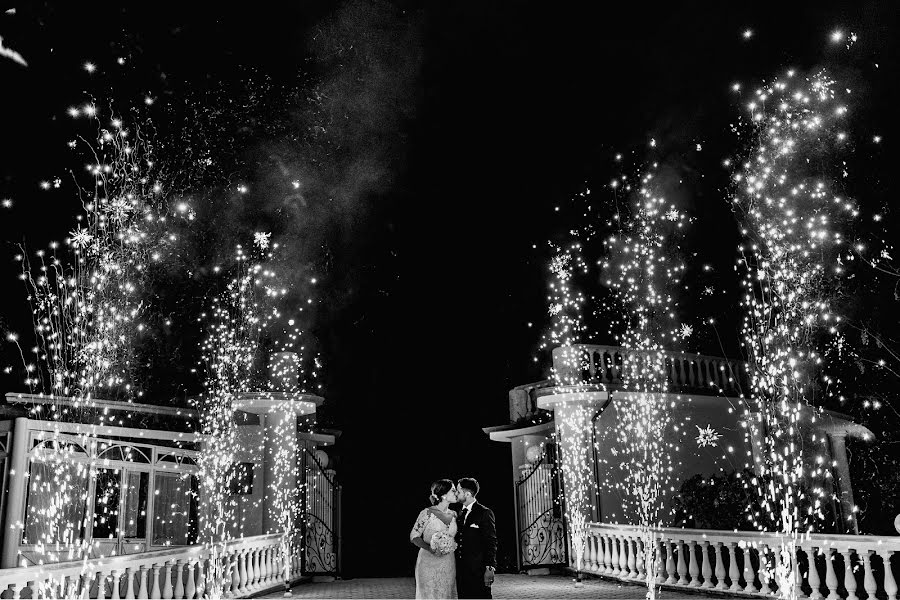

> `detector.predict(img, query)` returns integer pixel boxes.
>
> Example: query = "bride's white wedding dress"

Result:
[410,508,458,599]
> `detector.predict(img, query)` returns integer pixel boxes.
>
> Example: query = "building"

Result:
[0,352,341,598]
[485,343,874,576]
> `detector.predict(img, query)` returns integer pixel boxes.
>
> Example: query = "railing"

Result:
[552,345,750,397]
[580,522,900,600]
[0,532,302,599]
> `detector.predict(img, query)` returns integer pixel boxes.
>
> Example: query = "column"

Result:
[828,433,858,534]
[1,418,29,568]
[537,389,607,574]
[263,410,299,535]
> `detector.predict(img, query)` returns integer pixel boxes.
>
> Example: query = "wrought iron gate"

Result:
[301,447,341,576]
[514,443,567,571]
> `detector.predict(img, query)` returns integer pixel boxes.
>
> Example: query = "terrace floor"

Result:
[262,574,704,599]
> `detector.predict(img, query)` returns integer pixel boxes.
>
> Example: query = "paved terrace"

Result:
[262,574,704,599]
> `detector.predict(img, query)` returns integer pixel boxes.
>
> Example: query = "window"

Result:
[23,461,88,545]
[227,462,254,495]
[122,471,149,538]
[91,468,121,540]
[152,473,197,546]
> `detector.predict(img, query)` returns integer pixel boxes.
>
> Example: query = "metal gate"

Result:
[301,447,341,577]
[514,443,567,571]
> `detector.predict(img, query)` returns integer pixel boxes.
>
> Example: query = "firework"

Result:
[729,69,859,597]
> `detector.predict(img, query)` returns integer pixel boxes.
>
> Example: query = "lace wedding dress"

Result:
[410,508,458,599]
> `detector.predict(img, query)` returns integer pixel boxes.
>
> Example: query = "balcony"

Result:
[551,344,751,398]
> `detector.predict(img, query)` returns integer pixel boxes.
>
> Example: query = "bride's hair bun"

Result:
[430,479,454,506]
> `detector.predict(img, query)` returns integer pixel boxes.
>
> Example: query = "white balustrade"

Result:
[0,532,299,599]
[554,344,748,396]
[581,523,900,599]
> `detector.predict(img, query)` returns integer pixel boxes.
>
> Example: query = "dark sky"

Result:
[1,0,898,577]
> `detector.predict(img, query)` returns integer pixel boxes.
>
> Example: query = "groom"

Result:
[455,477,497,599]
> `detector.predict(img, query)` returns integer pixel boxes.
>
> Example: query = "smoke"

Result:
[126,1,424,400]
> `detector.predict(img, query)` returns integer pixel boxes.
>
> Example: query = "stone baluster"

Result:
[582,538,591,573]
[824,548,840,600]
[728,543,742,592]
[184,559,196,600]
[862,551,877,600]
[264,547,273,584]
[137,565,149,600]
[604,535,613,574]
[665,541,677,585]
[172,560,184,600]
[627,537,637,578]
[743,546,758,593]
[794,549,806,600]
[610,535,620,576]
[757,544,771,595]
[110,569,122,600]
[150,564,162,599]
[881,551,898,600]
[842,549,858,600]
[688,540,701,587]
[231,550,242,597]
[701,541,714,589]
[238,550,249,595]
[593,534,601,572]
[655,539,666,584]
[195,558,206,599]
[676,541,688,585]
[620,536,629,576]
[251,548,260,590]
[808,547,823,600]
[714,542,727,590]
[635,537,645,581]
[222,553,233,596]
[124,567,136,599]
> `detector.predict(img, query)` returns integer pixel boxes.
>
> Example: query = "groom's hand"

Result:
[484,567,495,587]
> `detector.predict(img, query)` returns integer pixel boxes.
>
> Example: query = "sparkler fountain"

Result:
[538,242,604,587]
[729,69,860,598]
[5,110,183,595]
[599,167,689,600]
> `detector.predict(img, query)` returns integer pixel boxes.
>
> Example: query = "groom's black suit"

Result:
[454,502,498,599]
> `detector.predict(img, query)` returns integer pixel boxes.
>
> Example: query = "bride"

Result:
[410,479,459,599]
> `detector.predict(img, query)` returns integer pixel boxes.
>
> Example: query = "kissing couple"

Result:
[409,477,498,599]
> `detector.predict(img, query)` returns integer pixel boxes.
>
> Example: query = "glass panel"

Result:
[152,473,197,546]
[91,468,121,540]
[122,471,148,538]
[23,461,89,545]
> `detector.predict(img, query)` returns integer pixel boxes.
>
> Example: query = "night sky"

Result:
[1,0,898,577]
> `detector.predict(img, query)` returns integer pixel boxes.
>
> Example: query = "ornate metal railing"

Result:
[552,344,751,397]
[515,448,567,571]
[301,447,341,577]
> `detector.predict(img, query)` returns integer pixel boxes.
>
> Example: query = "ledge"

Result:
[535,386,609,410]
[483,421,554,443]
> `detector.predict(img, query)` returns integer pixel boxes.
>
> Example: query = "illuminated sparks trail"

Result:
[601,165,690,599]
[9,108,185,592]
[544,240,593,580]
[729,68,861,598]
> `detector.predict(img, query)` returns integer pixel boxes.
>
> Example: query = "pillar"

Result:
[537,389,607,572]
[263,411,299,535]
[1,418,30,568]
[828,433,858,534]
